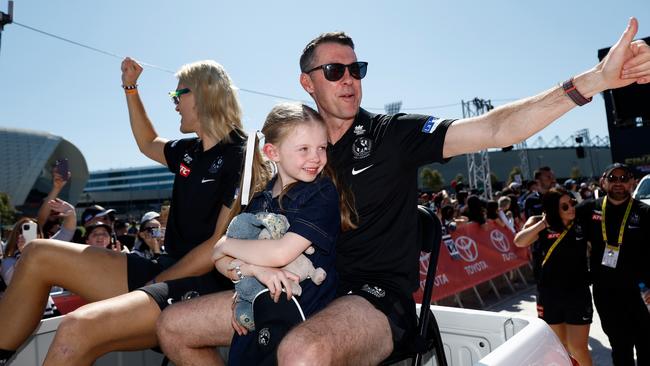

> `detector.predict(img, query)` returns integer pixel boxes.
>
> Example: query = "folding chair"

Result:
[381,205,448,366]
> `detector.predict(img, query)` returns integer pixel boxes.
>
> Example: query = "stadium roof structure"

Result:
[0,127,88,209]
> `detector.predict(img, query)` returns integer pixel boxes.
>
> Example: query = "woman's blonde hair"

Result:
[176,60,243,143]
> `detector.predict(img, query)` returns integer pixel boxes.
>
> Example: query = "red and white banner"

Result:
[414,221,529,303]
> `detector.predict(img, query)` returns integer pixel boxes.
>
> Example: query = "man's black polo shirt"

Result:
[576,196,650,292]
[163,131,245,260]
[328,108,453,297]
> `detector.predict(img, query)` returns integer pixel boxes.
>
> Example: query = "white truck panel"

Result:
[12,306,571,366]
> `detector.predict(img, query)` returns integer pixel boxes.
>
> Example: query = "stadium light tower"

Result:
[463,98,494,200]
[0,1,13,55]
[384,101,402,115]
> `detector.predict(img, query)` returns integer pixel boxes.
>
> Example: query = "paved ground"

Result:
[485,285,614,366]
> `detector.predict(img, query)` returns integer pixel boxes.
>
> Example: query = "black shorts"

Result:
[138,270,234,311]
[337,283,418,356]
[536,286,593,325]
[126,253,178,291]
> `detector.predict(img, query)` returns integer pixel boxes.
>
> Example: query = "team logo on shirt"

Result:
[421,116,441,134]
[258,328,271,346]
[361,284,386,298]
[353,125,366,135]
[574,224,583,240]
[183,153,193,165]
[179,163,191,177]
[352,137,373,159]
[208,156,224,173]
[629,212,640,226]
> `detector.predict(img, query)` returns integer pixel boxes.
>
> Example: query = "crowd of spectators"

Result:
[417,166,603,234]
[0,166,170,314]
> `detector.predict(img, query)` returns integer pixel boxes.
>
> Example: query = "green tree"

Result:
[508,166,523,184]
[490,172,499,187]
[571,167,582,180]
[420,167,445,192]
[0,192,17,228]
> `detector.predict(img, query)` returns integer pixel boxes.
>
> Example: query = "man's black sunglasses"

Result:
[305,62,368,82]
[606,174,631,183]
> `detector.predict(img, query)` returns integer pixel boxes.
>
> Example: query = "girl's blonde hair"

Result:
[230,102,357,231]
[175,60,243,143]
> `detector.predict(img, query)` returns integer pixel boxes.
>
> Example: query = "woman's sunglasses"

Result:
[305,62,368,82]
[169,88,191,105]
[560,199,578,212]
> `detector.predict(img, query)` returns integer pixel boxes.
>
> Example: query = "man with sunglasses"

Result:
[576,163,650,365]
[278,18,650,366]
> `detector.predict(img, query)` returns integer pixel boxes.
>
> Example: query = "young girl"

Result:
[212,102,355,365]
[157,102,355,366]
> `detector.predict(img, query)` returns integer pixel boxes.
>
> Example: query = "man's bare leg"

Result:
[278,296,393,366]
[157,291,236,366]
[0,239,128,351]
[43,291,160,366]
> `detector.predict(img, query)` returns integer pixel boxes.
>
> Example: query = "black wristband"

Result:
[562,78,592,106]
[122,84,138,90]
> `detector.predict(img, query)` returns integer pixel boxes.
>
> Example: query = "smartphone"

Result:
[54,158,69,181]
[149,227,161,238]
[22,221,38,243]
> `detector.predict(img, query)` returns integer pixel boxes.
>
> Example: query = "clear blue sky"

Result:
[0,0,647,171]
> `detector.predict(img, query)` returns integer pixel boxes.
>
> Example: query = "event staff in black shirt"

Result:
[577,163,650,365]
[515,188,592,366]
[275,19,650,365]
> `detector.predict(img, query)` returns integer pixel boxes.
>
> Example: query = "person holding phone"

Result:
[0,218,41,285]
[37,159,75,242]
[131,212,164,260]
[0,58,246,365]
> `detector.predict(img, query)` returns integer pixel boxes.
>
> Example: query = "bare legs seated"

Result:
[0,239,162,365]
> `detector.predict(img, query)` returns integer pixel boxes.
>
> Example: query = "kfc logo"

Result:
[179,163,191,177]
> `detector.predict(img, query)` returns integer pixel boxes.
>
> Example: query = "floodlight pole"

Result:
[463,98,494,200]
[0,0,14,55]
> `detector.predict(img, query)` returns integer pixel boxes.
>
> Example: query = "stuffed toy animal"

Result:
[225,212,326,331]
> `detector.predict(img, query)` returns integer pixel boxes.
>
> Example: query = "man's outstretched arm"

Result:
[443,17,650,159]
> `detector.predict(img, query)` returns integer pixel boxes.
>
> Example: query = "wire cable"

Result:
[12,21,515,110]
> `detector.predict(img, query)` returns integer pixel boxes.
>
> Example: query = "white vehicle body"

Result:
[12,305,571,366]
[633,174,650,206]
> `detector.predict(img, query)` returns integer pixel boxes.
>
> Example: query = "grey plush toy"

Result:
[226,212,327,331]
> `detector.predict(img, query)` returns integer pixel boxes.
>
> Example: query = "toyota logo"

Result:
[455,236,479,262]
[490,230,511,253]
[419,252,430,277]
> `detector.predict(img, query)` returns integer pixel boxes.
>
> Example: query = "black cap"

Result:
[81,205,116,226]
[602,163,633,177]
[85,221,113,236]
[240,289,305,365]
